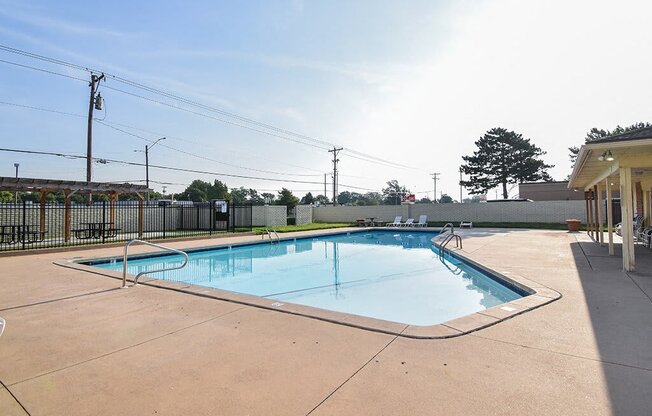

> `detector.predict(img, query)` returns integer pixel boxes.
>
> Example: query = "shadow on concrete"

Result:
[570,239,652,415]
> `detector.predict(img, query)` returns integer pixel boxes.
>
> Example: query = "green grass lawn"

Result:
[253,223,352,234]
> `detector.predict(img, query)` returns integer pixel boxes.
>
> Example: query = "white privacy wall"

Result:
[313,201,586,224]
[295,205,312,225]
[252,205,287,227]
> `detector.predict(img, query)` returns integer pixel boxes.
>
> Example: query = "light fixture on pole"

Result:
[134,137,166,202]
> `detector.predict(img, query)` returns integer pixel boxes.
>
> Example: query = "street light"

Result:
[134,137,165,202]
[13,163,19,203]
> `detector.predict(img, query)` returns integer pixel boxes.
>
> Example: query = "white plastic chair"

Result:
[400,218,414,227]
[415,215,428,227]
[386,216,402,227]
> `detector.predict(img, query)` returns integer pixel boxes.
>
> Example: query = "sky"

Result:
[1,0,651,201]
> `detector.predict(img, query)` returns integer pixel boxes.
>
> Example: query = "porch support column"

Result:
[595,185,603,245]
[620,167,635,272]
[643,188,651,227]
[606,179,614,255]
[587,191,594,239]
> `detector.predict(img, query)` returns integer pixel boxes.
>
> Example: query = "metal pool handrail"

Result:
[440,233,463,251]
[438,222,455,238]
[122,239,189,288]
[262,228,280,243]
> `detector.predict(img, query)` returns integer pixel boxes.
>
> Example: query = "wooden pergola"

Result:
[0,177,150,241]
[568,128,652,271]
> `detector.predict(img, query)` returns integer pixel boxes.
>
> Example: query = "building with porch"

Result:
[568,127,652,271]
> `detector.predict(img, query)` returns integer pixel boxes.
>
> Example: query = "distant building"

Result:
[519,181,584,201]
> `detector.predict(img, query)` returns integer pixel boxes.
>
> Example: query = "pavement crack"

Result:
[0,378,32,415]
[305,325,408,416]
[0,287,123,312]
[624,272,652,304]
[8,305,247,387]
[470,333,652,372]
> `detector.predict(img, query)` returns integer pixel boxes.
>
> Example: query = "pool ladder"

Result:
[122,239,189,288]
[439,232,463,253]
[262,228,280,244]
[437,222,455,240]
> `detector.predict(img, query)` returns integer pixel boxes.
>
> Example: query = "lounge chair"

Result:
[415,215,428,227]
[400,218,414,227]
[386,216,402,227]
[460,221,473,228]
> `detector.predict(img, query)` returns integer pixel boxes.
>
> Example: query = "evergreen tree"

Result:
[300,192,315,205]
[382,180,410,205]
[568,122,652,166]
[275,188,299,208]
[461,128,553,199]
[438,194,454,203]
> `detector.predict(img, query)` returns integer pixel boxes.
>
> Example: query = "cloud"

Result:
[0,6,146,40]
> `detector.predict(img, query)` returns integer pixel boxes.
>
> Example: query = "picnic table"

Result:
[355,217,384,227]
[0,224,46,244]
[73,222,120,240]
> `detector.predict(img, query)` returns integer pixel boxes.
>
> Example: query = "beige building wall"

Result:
[519,181,585,201]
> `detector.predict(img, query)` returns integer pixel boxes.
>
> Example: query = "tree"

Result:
[461,128,553,199]
[0,191,14,202]
[438,194,454,203]
[261,192,275,204]
[230,187,249,204]
[300,192,315,205]
[568,122,652,166]
[361,192,382,206]
[177,179,230,202]
[382,180,410,205]
[462,195,482,204]
[275,188,299,208]
[418,197,432,204]
[313,194,330,205]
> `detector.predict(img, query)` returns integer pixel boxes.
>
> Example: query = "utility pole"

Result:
[431,172,440,203]
[13,163,19,203]
[328,147,342,206]
[324,173,327,200]
[86,73,105,203]
[136,137,166,203]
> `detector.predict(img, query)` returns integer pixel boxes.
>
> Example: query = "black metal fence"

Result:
[0,201,252,252]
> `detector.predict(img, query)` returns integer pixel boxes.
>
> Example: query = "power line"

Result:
[0,44,421,171]
[0,146,377,192]
[95,120,325,177]
[0,99,329,175]
[96,119,328,174]
[0,58,88,83]
[0,100,86,118]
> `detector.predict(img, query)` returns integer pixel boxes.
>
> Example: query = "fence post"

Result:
[209,203,213,236]
[101,200,107,244]
[21,200,26,250]
[162,203,167,239]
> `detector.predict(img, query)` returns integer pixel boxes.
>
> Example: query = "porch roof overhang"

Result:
[0,177,150,194]
[567,138,652,191]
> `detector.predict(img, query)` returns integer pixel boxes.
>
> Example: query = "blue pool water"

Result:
[89,231,524,326]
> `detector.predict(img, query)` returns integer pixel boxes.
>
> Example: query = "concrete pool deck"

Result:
[0,228,650,415]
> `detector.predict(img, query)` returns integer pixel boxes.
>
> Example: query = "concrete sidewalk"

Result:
[0,228,650,415]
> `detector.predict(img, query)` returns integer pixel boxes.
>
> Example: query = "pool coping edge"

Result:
[53,228,561,339]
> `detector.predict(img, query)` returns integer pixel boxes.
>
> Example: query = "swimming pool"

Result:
[87,230,526,327]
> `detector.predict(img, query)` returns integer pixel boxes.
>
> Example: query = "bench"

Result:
[459,221,473,228]
[73,222,120,240]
